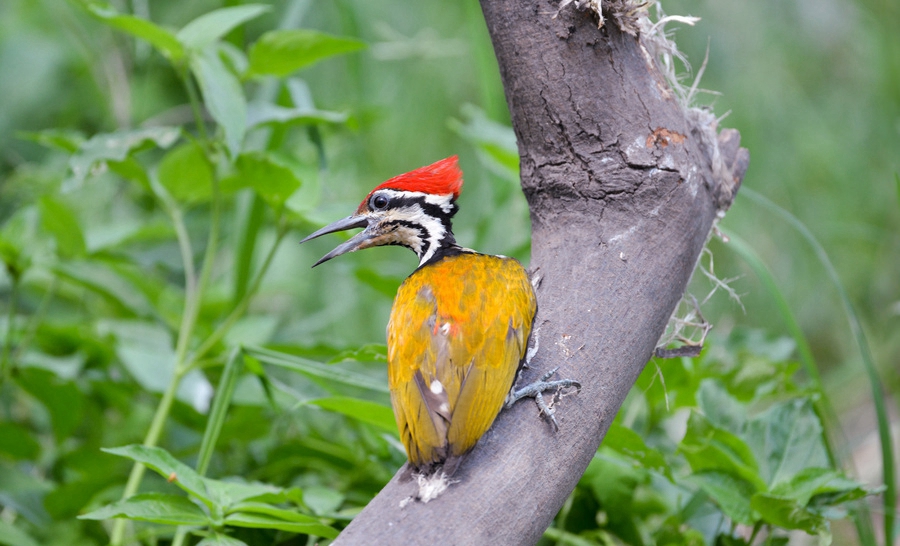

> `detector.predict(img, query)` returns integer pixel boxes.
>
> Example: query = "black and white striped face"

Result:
[359,189,458,266]
[299,189,460,268]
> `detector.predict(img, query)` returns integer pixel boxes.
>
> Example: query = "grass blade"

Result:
[738,188,894,545]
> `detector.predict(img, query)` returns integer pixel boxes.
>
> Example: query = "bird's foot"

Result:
[507,367,581,430]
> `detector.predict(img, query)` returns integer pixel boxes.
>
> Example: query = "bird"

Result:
[300,156,579,478]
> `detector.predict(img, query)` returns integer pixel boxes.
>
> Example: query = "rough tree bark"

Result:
[334,1,748,544]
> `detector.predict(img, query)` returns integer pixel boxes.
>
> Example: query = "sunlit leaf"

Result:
[85,5,184,61]
[78,492,209,526]
[247,30,365,77]
[191,47,246,158]
[176,5,270,52]
[246,103,348,129]
[310,397,397,433]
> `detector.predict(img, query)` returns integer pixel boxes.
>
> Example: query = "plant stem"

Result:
[182,69,209,143]
[110,365,186,546]
[0,277,19,386]
[188,225,287,366]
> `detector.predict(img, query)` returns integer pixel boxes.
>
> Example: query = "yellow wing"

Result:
[386,253,536,467]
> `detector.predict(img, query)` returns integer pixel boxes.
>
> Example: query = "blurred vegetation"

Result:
[0,0,896,545]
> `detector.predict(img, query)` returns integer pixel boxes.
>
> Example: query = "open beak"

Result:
[299,214,373,267]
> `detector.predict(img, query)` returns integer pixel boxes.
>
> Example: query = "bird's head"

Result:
[300,156,464,267]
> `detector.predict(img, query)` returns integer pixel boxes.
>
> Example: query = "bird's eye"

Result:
[370,194,389,210]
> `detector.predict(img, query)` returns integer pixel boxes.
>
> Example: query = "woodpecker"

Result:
[301,156,578,475]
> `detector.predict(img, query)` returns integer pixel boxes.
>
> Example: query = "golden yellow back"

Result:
[386,252,536,467]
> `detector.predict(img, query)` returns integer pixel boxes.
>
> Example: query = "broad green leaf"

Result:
[688,471,756,525]
[69,126,181,186]
[157,141,214,203]
[176,5,270,52]
[310,397,398,433]
[16,368,83,443]
[247,29,365,77]
[770,467,870,507]
[603,423,671,479]
[102,445,213,506]
[18,129,84,153]
[245,346,390,393]
[680,411,766,491]
[108,157,152,190]
[197,534,248,546]
[0,462,52,523]
[246,102,348,129]
[86,6,184,61]
[38,196,86,258]
[746,399,829,487]
[203,479,284,507]
[0,520,40,546]
[221,152,301,210]
[228,502,322,524]
[0,423,41,461]
[192,47,246,158]
[98,320,213,410]
[695,379,745,434]
[750,493,828,534]
[78,492,209,526]
[224,511,338,538]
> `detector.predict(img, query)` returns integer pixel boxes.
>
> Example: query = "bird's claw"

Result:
[508,367,581,430]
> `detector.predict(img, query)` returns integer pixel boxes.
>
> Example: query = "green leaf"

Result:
[38,196,87,258]
[695,379,745,434]
[16,368,83,443]
[18,129,84,153]
[750,493,827,534]
[688,471,756,525]
[0,423,41,461]
[197,534,248,546]
[233,193,266,305]
[53,262,153,317]
[681,411,765,491]
[246,102,348,129]
[244,346,390,393]
[204,479,286,506]
[69,126,181,187]
[221,152,301,210]
[746,399,829,487]
[247,29,365,77]
[770,467,870,507]
[449,104,519,180]
[157,141,214,203]
[78,492,209,526]
[102,445,214,506]
[85,5,184,61]
[191,48,246,158]
[197,348,244,476]
[309,397,397,433]
[228,502,322,524]
[223,511,338,538]
[602,423,671,479]
[0,521,40,546]
[176,5,270,52]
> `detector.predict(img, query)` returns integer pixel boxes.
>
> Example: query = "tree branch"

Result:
[333,1,748,544]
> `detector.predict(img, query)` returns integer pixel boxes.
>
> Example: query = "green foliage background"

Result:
[0,0,896,545]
